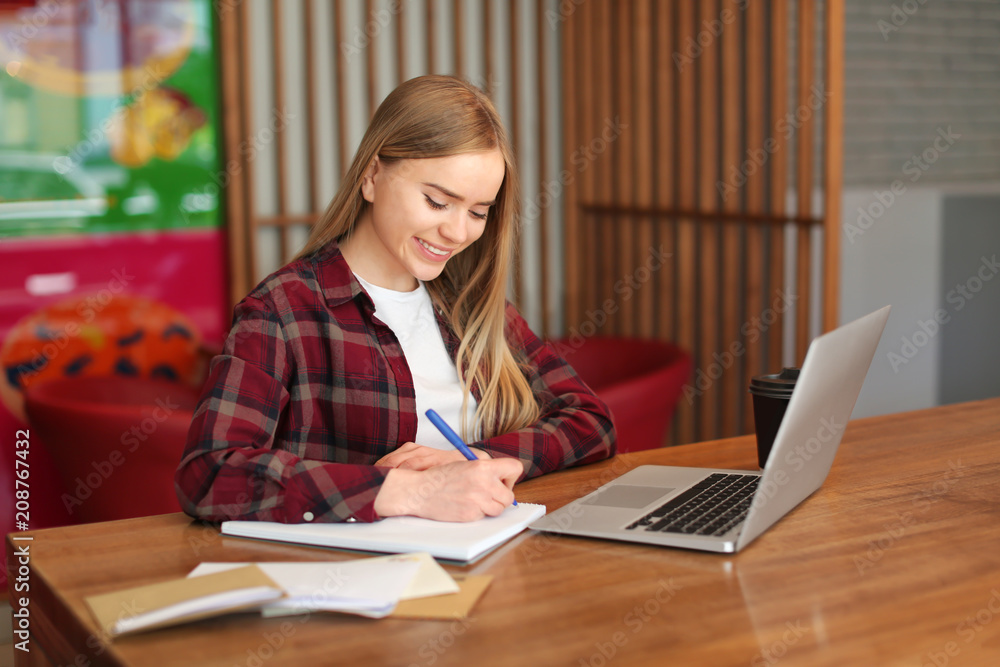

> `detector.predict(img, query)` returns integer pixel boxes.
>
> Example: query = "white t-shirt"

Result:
[355,274,478,450]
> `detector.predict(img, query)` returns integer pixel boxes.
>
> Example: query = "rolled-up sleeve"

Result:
[473,305,617,479]
[174,296,389,523]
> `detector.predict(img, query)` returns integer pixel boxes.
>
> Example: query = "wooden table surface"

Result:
[8,398,1000,666]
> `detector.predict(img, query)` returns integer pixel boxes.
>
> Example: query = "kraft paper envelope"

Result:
[85,565,284,637]
[389,574,493,620]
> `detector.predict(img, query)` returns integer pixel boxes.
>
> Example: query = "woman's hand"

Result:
[374,441,491,471]
[373,458,524,521]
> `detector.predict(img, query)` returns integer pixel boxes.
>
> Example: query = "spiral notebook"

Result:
[221,503,546,563]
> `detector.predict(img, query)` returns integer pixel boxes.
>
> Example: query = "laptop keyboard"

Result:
[625,473,760,537]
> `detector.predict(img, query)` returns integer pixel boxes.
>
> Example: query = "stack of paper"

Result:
[188,553,458,618]
[86,553,494,638]
[85,565,285,637]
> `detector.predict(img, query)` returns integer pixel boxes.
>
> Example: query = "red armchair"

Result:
[549,337,693,453]
[24,376,199,523]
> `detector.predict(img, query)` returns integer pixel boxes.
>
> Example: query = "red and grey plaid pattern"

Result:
[175,242,616,523]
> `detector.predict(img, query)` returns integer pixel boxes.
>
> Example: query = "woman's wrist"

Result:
[373,468,420,517]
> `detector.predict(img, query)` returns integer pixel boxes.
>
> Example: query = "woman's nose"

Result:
[439,211,469,245]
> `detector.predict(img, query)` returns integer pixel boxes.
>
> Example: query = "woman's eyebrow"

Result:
[422,182,495,207]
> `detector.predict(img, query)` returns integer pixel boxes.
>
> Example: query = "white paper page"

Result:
[221,503,546,562]
[189,558,421,617]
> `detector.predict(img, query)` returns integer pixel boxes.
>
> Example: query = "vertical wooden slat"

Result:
[333,0,349,179]
[239,1,258,290]
[769,0,788,380]
[697,0,720,441]
[579,1,597,331]
[366,0,377,115]
[655,0,675,345]
[221,3,250,305]
[634,0,655,340]
[304,0,321,213]
[537,0,550,338]
[509,0,523,308]
[824,0,844,332]
[453,0,464,78]
[615,1,634,336]
[271,0,288,263]
[427,0,436,72]
[719,1,743,439]
[742,0,766,434]
[675,0,698,444]
[796,0,815,363]
[563,0,585,331]
[597,0,614,332]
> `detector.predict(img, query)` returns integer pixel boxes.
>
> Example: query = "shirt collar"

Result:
[312,240,371,310]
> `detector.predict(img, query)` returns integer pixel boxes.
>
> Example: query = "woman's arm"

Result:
[472,304,617,479]
[174,296,389,523]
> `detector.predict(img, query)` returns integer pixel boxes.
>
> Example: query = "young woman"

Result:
[175,75,615,524]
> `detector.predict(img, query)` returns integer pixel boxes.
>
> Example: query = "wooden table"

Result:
[8,398,1000,666]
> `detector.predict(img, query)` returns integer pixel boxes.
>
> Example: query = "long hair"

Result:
[296,75,540,440]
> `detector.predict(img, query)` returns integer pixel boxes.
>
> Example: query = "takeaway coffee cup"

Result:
[748,367,800,468]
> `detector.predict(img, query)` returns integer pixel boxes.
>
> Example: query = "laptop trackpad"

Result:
[584,485,672,509]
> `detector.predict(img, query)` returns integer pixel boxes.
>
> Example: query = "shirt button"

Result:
[302,511,315,522]
[347,517,358,523]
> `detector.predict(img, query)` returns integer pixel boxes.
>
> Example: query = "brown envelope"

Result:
[389,574,493,620]
[85,564,284,637]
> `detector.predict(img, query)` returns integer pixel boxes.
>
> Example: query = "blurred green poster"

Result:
[0,0,222,237]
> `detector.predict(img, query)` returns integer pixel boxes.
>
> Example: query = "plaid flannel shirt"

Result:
[175,241,616,523]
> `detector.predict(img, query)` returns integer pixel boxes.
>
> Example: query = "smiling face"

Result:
[341,150,506,291]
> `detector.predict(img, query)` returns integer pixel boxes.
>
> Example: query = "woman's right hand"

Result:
[373,458,524,521]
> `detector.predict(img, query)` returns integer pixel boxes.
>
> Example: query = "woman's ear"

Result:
[361,156,380,203]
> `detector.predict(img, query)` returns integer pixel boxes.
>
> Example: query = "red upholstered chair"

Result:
[24,376,200,523]
[549,337,693,453]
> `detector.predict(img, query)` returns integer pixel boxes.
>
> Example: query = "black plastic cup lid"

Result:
[748,367,800,398]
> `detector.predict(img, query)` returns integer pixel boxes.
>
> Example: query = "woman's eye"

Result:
[424,195,446,210]
[470,210,488,221]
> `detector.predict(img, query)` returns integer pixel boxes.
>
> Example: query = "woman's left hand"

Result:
[375,442,491,470]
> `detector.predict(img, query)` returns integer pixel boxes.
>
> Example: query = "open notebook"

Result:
[222,503,546,563]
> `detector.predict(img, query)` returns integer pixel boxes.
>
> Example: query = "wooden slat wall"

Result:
[562,0,843,445]
[218,0,844,446]
[219,0,559,336]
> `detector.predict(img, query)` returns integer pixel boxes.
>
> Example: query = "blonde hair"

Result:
[296,75,540,440]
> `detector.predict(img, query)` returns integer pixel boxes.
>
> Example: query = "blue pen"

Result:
[425,409,517,506]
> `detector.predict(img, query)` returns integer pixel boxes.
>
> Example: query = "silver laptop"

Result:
[531,305,891,553]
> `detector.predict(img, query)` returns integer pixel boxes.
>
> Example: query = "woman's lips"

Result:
[414,237,453,260]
